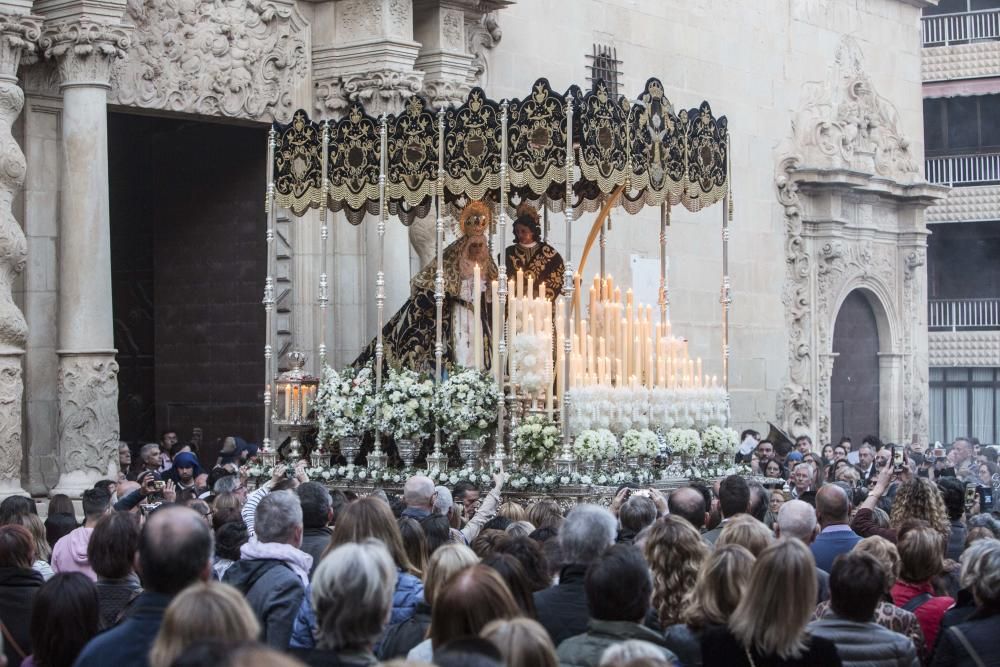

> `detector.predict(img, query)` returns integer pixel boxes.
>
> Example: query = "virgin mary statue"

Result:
[355,201,499,372]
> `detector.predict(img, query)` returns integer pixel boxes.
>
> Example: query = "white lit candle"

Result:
[473,263,482,370]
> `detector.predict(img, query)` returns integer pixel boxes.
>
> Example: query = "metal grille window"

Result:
[586,44,622,96]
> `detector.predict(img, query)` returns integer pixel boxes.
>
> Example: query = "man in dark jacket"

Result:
[296,482,334,575]
[811,484,862,573]
[224,490,312,649]
[74,505,213,667]
[556,544,677,667]
[534,504,617,646]
[807,550,918,666]
[703,475,750,544]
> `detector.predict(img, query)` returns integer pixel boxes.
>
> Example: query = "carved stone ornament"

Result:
[342,68,423,117]
[0,356,23,493]
[40,19,131,86]
[791,36,920,183]
[109,0,308,122]
[776,36,935,445]
[465,11,501,88]
[57,354,120,478]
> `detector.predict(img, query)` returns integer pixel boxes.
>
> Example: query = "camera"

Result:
[965,483,977,507]
[151,480,165,491]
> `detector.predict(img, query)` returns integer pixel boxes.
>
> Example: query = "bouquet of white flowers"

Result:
[573,428,619,462]
[701,425,739,455]
[437,367,501,443]
[511,415,561,464]
[620,429,659,458]
[376,367,435,441]
[316,364,376,442]
[665,428,702,457]
[510,332,549,394]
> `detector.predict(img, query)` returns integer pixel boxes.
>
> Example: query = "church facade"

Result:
[1,0,943,496]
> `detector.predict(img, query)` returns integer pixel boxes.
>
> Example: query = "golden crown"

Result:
[460,200,492,236]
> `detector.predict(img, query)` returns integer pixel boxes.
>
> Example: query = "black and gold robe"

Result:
[355,236,498,373]
[505,242,565,302]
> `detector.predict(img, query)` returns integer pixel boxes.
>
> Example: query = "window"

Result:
[586,44,622,97]
[924,94,1000,155]
[924,0,1000,15]
[929,367,1000,444]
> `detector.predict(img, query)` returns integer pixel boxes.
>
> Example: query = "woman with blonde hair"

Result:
[14,514,54,581]
[643,515,709,629]
[481,617,558,667]
[148,582,260,667]
[702,539,840,666]
[715,514,775,557]
[661,544,755,667]
[380,543,478,660]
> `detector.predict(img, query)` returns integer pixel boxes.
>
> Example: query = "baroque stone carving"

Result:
[0,357,22,484]
[777,36,935,445]
[40,19,130,86]
[57,355,120,476]
[342,69,423,117]
[109,0,308,122]
[465,10,501,88]
[792,36,919,182]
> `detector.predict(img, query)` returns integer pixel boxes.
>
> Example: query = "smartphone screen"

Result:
[965,484,977,506]
[892,446,905,471]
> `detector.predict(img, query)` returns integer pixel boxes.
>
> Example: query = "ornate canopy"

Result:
[272,77,729,221]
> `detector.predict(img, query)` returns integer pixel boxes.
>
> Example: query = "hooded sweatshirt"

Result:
[51,526,96,581]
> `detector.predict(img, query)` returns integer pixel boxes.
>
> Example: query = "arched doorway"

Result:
[830,290,880,445]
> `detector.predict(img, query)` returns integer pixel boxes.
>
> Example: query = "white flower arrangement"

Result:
[665,428,702,457]
[573,428,619,462]
[316,364,376,442]
[701,426,739,455]
[376,367,435,441]
[620,429,660,458]
[511,415,562,465]
[510,332,550,395]
[436,367,501,443]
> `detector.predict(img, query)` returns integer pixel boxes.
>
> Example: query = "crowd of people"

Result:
[0,430,998,667]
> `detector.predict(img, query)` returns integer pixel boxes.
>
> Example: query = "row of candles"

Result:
[577,273,719,390]
[278,383,317,423]
[469,267,720,413]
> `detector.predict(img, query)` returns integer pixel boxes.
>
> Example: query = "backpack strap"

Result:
[0,619,27,659]
[947,626,987,667]
[901,592,933,613]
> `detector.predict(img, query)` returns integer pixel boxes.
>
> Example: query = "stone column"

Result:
[0,11,40,499]
[41,18,129,494]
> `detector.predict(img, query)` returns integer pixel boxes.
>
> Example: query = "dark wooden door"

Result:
[830,290,880,446]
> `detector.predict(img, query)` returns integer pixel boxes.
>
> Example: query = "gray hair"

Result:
[213,475,239,495]
[505,521,535,538]
[140,443,159,458]
[793,462,813,475]
[255,490,303,544]
[433,486,453,515]
[960,538,1000,605]
[968,513,1000,538]
[560,505,617,565]
[777,500,817,542]
[403,475,435,509]
[311,538,397,651]
[599,639,668,666]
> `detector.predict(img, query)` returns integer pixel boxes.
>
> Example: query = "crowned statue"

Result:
[504,203,565,302]
[355,201,498,372]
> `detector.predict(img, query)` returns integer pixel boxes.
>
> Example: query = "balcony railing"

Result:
[925,153,1000,186]
[929,298,1000,331]
[923,9,1000,47]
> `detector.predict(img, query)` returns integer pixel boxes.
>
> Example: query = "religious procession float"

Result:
[249,77,754,501]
